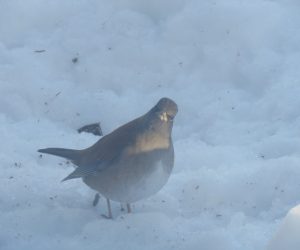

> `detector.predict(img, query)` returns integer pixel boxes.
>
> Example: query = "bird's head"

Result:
[146,97,178,135]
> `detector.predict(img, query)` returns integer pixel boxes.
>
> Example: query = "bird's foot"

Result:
[126,203,132,213]
[101,213,113,219]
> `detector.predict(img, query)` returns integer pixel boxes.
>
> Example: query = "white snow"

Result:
[1,0,300,249]
[268,204,300,250]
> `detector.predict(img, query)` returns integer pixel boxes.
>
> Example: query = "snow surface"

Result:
[1,0,300,249]
[268,204,300,250]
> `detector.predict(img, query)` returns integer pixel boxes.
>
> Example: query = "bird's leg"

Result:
[106,198,113,218]
[101,198,113,219]
[126,203,131,213]
[120,204,125,211]
[92,193,100,207]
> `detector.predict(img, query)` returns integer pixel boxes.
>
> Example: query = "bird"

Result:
[38,97,178,218]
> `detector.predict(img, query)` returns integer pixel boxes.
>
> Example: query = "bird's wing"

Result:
[61,162,108,181]
[62,116,144,181]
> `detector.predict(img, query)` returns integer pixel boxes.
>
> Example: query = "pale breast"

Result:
[83,146,174,203]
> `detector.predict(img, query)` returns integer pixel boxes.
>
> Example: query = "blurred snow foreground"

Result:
[268,205,300,250]
[1,0,300,250]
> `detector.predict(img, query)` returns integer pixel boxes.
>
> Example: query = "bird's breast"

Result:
[125,132,170,156]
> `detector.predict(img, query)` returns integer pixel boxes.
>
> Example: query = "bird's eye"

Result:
[167,114,174,122]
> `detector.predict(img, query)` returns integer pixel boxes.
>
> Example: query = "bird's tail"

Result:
[38,148,80,162]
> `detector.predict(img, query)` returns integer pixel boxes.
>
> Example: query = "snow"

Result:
[268,204,300,250]
[1,0,300,249]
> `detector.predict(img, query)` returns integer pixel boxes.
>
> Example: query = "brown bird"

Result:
[38,97,178,218]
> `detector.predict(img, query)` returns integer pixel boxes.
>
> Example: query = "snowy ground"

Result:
[268,204,300,250]
[1,0,300,249]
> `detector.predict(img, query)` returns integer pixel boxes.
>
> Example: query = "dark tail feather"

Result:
[38,148,80,161]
